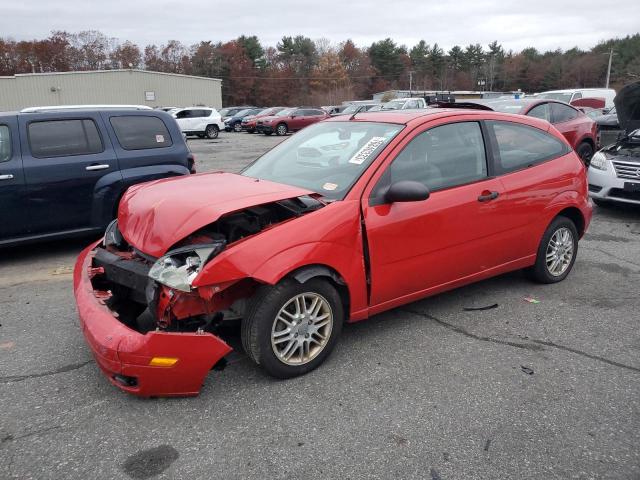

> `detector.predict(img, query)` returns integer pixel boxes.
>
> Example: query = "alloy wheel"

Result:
[545,227,574,276]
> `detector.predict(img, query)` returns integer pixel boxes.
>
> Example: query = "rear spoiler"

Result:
[432,102,494,111]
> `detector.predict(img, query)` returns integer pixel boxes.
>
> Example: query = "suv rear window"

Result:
[0,125,10,162]
[28,119,103,158]
[110,116,172,150]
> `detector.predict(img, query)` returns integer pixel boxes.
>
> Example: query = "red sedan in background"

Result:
[446,98,598,164]
[241,106,285,133]
[256,107,330,135]
[74,109,591,396]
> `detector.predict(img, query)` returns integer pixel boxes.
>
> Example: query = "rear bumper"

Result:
[73,241,232,397]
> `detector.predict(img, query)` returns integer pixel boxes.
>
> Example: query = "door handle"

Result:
[478,191,499,202]
[86,164,110,171]
[0,174,14,180]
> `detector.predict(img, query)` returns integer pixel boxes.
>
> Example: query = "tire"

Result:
[242,278,344,379]
[576,142,594,165]
[275,123,288,136]
[264,131,273,136]
[525,216,579,284]
[205,125,219,139]
[247,129,255,134]
[197,134,205,139]
[234,122,242,132]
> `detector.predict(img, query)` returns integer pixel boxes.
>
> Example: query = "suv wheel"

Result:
[526,216,578,283]
[242,278,343,378]
[276,123,288,136]
[233,122,242,132]
[205,125,219,139]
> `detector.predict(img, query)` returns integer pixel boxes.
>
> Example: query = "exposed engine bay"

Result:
[89,196,324,335]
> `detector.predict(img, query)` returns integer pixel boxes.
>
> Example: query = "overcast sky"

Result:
[2,0,639,52]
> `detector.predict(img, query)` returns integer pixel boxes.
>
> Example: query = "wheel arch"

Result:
[556,206,586,237]
[286,264,350,317]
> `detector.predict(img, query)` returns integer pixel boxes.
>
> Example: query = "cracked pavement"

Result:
[1,133,639,479]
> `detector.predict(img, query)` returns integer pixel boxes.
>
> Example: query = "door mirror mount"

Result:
[385,181,430,203]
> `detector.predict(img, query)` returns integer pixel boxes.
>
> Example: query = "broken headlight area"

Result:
[148,242,226,293]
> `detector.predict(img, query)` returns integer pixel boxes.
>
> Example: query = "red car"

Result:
[74,109,592,396]
[447,98,598,164]
[241,106,285,133]
[256,107,330,135]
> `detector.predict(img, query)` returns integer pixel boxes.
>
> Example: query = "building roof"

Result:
[0,69,222,82]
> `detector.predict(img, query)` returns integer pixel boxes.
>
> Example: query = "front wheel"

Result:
[276,123,288,136]
[205,125,219,139]
[233,122,242,132]
[526,216,578,283]
[242,279,344,378]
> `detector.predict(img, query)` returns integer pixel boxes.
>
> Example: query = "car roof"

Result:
[20,105,152,112]
[324,107,554,131]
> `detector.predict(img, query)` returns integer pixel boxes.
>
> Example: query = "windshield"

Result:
[219,108,230,117]
[241,121,403,200]
[382,100,405,110]
[341,105,359,115]
[537,92,573,103]
[235,109,252,117]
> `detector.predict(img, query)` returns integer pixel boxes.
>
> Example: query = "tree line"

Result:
[1,31,639,106]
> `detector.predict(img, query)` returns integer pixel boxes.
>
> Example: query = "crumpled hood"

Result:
[614,81,640,133]
[118,172,313,257]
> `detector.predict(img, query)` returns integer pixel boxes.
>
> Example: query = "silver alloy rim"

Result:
[277,125,286,135]
[271,292,333,365]
[545,227,574,276]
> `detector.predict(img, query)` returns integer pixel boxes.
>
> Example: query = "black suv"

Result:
[0,106,194,247]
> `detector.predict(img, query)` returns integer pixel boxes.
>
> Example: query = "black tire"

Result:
[205,125,219,139]
[525,216,579,284]
[577,142,594,165]
[242,278,344,379]
[264,131,273,136]
[197,134,205,139]
[233,122,242,132]
[275,123,288,136]
[247,129,255,134]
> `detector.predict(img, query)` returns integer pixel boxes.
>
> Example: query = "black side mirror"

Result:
[385,181,430,203]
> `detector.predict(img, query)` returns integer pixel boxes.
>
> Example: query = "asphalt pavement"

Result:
[1,132,639,480]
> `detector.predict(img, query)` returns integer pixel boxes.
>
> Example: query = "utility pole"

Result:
[605,48,614,89]
[408,70,415,96]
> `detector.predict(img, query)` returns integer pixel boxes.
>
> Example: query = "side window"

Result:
[200,109,212,117]
[374,122,487,198]
[110,116,173,150]
[307,109,324,116]
[0,125,11,162]
[175,110,190,119]
[527,103,551,122]
[551,103,578,123]
[572,92,582,101]
[488,121,569,174]
[28,119,103,158]
[294,109,306,117]
[406,100,419,109]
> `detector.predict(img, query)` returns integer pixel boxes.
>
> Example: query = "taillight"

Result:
[187,153,196,174]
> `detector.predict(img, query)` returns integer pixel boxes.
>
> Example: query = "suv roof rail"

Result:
[20,105,154,113]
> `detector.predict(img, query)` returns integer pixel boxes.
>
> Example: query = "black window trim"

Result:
[0,123,13,163]
[109,114,173,151]
[369,120,492,207]
[27,117,105,159]
[485,119,571,176]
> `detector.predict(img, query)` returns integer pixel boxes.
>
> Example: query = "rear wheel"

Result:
[242,278,343,378]
[247,129,255,134]
[233,122,242,132]
[205,125,219,139]
[526,216,578,283]
[577,142,594,165]
[276,123,288,136]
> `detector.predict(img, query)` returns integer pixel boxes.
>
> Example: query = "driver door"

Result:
[362,120,508,310]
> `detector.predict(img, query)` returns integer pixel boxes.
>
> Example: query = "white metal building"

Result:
[0,69,222,112]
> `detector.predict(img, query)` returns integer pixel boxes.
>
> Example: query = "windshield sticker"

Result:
[156,134,165,143]
[349,137,387,165]
[322,182,338,191]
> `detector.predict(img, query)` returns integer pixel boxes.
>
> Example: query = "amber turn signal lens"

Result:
[149,357,179,367]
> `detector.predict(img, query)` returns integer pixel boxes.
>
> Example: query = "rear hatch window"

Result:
[110,116,173,150]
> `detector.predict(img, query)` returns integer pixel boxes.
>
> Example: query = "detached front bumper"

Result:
[73,241,232,397]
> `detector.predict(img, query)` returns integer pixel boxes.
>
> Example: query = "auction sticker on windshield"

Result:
[349,137,387,165]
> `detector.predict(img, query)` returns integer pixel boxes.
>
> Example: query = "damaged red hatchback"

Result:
[74,109,592,396]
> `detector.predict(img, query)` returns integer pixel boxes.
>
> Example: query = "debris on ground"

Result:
[523,296,540,304]
[463,303,499,311]
[521,366,534,375]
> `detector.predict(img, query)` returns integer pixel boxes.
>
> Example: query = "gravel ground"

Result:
[1,131,639,480]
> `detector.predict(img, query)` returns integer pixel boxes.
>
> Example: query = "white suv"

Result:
[381,97,427,110]
[172,107,225,139]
